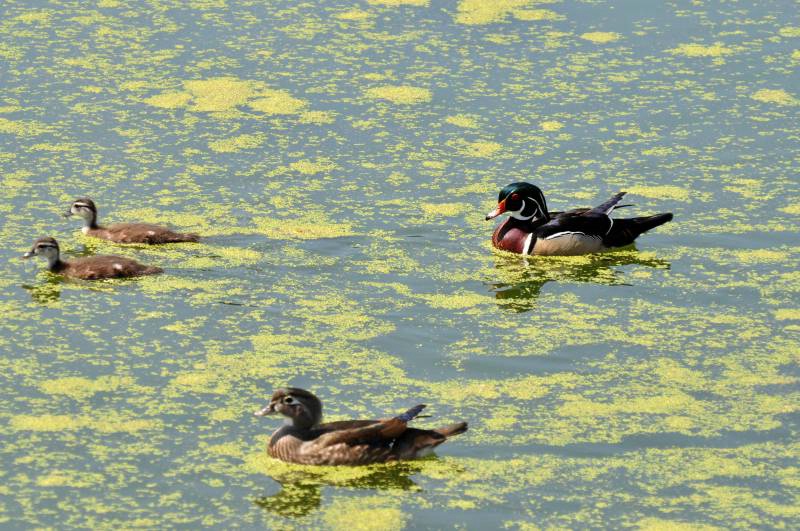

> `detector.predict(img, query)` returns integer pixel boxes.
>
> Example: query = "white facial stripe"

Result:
[508,199,536,221]
[528,197,544,217]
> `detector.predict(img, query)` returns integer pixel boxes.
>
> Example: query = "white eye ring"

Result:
[284,396,295,404]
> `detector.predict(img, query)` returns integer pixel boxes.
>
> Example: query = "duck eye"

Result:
[511,193,520,200]
[283,396,294,404]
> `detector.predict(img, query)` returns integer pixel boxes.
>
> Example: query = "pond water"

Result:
[1,0,798,528]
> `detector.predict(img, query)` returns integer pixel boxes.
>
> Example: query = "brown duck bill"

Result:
[253,403,276,417]
[22,251,34,259]
[485,199,507,220]
[62,211,74,218]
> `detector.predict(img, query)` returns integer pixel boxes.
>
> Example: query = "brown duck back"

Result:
[62,255,163,280]
[89,223,199,244]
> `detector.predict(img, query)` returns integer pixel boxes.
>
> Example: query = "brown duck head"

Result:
[64,197,99,229]
[254,387,323,429]
[23,237,61,270]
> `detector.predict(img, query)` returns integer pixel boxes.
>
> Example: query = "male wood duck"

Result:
[64,197,200,244]
[486,182,673,256]
[23,237,163,280]
[254,387,468,466]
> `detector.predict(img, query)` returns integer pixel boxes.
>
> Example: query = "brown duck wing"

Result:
[106,223,198,244]
[310,404,426,448]
[314,420,378,433]
[67,255,161,279]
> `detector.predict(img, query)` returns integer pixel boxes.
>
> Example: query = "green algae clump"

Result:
[144,77,310,115]
[751,89,799,106]
[455,0,560,25]
[208,133,265,153]
[580,32,620,44]
[668,43,733,57]
[364,85,431,104]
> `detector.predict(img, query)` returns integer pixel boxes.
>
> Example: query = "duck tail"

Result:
[591,192,627,215]
[604,213,673,248]
[397,404,426,423]
[635,212,673,233]
[174,232,200,243]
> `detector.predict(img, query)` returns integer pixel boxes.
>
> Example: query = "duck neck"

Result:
[45,254,63,271]
[80,211,100,231]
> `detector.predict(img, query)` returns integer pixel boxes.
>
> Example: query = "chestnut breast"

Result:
[492,219,532,254]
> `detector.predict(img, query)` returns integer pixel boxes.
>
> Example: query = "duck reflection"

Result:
[22,278,62,303]
[490,249,670,312]
[253,461,424,518]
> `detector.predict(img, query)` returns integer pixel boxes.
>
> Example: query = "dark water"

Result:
[1,0,798,528]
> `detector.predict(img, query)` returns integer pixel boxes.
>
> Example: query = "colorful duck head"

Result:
[485,182,549,223]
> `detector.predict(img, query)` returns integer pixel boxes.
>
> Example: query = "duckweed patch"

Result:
[364,85,432,104]
[751,88,799,105]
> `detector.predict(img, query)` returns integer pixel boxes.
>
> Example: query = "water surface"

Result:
[1,0,798,528]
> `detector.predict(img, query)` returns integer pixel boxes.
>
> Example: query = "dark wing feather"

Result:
[313,420,378,434]
[535,211,612,239]
[310,404,425,449]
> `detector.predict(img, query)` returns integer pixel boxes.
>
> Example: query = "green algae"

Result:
[208,133,265,153]
[364,85,432,104]
[581,32,621,44]
[751,88,799,105]
[145,77,311,116]
[455,1,561,25]
[668,43,734,57]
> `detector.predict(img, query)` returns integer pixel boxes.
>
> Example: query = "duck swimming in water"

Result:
[487,182,673,256]
[64,197,200,244]
[254,387,468,466]
[23,237,163,280]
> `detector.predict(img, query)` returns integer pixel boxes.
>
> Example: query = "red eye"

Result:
[511,193,520,200]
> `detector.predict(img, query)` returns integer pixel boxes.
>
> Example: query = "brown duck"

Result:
[64,197,200,244]
[23,237,162,280]
[254,387,467,466]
